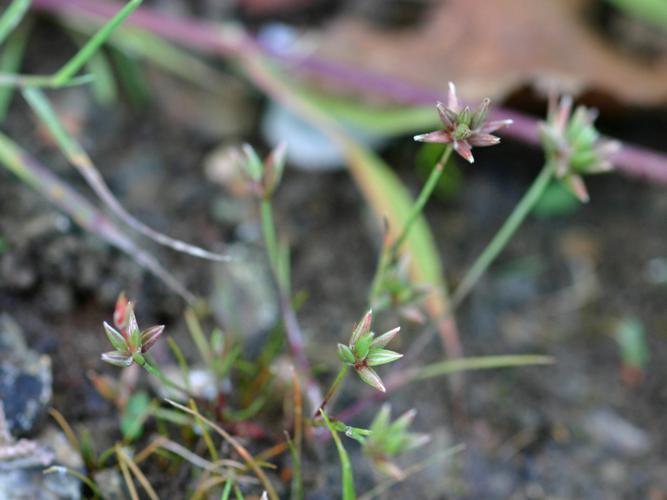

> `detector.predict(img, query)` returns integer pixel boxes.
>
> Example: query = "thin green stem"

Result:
[0,72,94,88]
[220,479,233,500]
[0,0,30,45]
[450,162,556,308]
[368,250,390,304]
[315,364,349,417]
[405,354,555,382]
[0,21,31,122]
[260,197,279,277]
[320,410,356,500]
[392,145,453,255]
[166,337,192,393]
[52,0,142,85]
[189,400,220,462]
[285,433,303,500]
[369,145,452,302]
[258,193,322,411]
[132,352,191,397]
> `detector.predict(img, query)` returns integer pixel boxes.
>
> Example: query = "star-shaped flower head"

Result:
[539,95,620,203]
[337,310,402,392]
[363,404,430,480]
[414,82,513,163]
[101,294,165,367]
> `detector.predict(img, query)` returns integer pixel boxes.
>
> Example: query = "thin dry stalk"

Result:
[165,399,279,500]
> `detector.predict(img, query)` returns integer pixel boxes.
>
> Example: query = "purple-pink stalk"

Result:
[1,136,196,303]
[30,0,667,184]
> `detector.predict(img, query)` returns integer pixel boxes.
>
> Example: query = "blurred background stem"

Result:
[451,161,556,308]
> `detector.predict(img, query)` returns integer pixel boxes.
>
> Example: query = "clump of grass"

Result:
[89,88,576,495]
[0,2,622,497]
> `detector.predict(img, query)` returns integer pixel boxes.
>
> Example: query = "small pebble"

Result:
[583,409,650,457]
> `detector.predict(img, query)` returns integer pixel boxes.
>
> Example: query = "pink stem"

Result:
[30,0,667,184]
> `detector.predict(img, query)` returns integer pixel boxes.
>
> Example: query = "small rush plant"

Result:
[0,1,618,498]
[95,84,613,498]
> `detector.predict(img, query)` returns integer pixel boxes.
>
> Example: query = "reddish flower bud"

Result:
[350,309,373,346]
[101,297,167,368]
[113,292,130,331]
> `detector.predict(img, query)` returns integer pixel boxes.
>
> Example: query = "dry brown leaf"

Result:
[316,0,667,105]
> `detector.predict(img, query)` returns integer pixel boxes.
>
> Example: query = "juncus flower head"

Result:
[101,294,165,367]
[337,310,402,392]
[363,404,430,479]
[539,95,620,202]
[241,143,287,199]
[414,82,512,163]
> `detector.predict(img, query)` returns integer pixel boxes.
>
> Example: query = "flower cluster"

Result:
[539,95,619,202]
[337,310,402,392]
[363,404,430,479]
[101,293,164,367]
[241,143,287,199]
[414,82,512,163]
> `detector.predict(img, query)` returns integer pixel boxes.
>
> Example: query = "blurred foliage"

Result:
[615,316,649,369]
[533,181,580,218]
[120,391,151,442]
[606,0,667,31]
